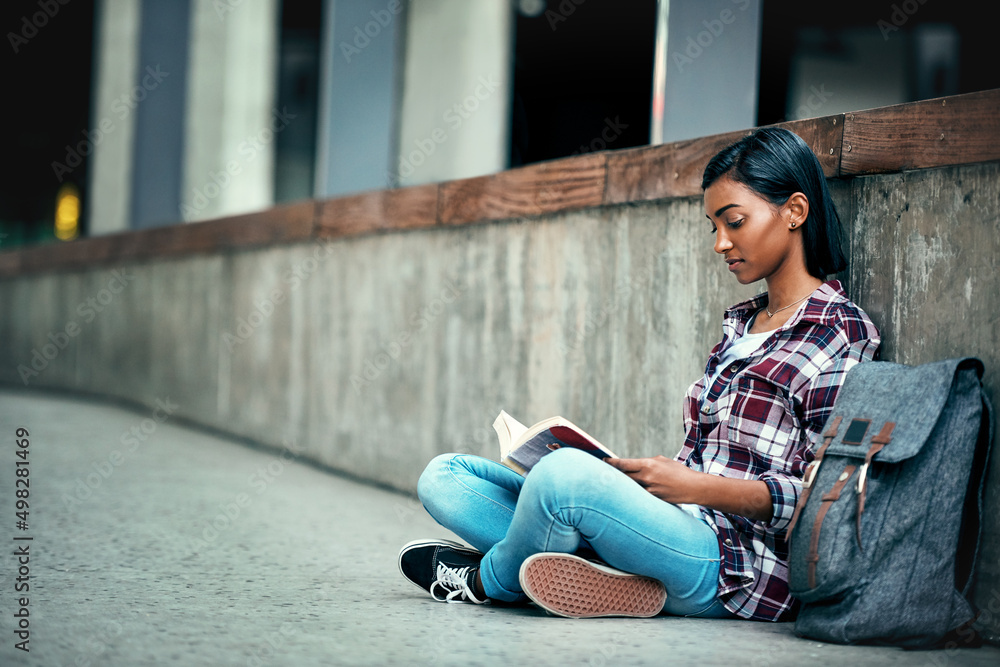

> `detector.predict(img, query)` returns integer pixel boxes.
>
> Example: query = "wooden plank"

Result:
[1,91,996,278]
[841,89,1000,175]
[605,131,746,204]
[439,153,606,225]
[776,115,845,177]
[146,199,317,256]
[605,115,844,204]
[0,201,316,278]
[205,199,316,248]
[316,184,439,238]
[99,201,315,262]
[15,235,120,276]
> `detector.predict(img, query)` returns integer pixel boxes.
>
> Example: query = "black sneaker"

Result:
[398,539,488,604]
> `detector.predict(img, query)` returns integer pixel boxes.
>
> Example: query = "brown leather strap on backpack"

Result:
[786,416,842,541]
[855,422,895,550]
[807,464,857,589]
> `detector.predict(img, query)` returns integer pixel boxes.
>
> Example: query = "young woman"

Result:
[397,127,880,620]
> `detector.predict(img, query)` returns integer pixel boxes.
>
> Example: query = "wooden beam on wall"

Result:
[840,89,1000,175]
[1,89,997,279]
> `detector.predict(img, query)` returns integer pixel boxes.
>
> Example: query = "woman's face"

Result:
[703,176,804,285]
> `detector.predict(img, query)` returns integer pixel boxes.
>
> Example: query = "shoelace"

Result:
[429,562,485,604]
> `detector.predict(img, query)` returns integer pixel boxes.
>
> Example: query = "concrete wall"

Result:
[1,162,998,640]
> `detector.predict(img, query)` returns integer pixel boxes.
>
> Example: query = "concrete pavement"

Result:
[1,389,998,666]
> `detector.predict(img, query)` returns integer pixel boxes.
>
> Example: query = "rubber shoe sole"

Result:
[519,553,666,619]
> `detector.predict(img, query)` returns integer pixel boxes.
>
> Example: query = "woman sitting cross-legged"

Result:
[397,127,881,620]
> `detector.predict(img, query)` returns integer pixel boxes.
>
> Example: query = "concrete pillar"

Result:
[314,0,407,198]
[87,0,142,236]
[128,0,191,230]
[652,0,762,143]
[395,0,512,187]
[181,0,280,223]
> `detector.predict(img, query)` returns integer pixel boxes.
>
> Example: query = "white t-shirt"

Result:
[698,314,772,405]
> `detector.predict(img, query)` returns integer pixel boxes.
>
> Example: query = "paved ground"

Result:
[1,389,998,667]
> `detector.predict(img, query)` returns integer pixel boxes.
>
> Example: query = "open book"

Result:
[492,410,617,476]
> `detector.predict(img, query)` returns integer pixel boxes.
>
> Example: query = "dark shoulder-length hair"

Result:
[701,127,846,279]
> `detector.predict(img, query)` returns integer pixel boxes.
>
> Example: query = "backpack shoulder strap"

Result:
[786,416,842,540]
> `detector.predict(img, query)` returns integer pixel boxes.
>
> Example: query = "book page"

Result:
[493,410,528,460]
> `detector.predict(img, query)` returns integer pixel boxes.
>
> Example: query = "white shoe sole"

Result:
[519,552,666,619]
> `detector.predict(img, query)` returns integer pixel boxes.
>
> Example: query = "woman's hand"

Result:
[604,456,703,505]
[605,456,774,522]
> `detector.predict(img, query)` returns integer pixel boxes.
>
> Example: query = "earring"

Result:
[790,223,796,229]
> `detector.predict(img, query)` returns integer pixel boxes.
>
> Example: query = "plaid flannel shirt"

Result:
[677,280,880,621]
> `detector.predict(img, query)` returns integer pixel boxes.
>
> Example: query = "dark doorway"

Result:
[275,0,322,204]
[509,0,657,168]
[1,0,95,247]
[758,0,1000,126]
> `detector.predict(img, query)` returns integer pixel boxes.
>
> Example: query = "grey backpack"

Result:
[787,358,993,647]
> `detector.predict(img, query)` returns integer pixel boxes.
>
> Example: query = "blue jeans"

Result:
[417,448,733,617]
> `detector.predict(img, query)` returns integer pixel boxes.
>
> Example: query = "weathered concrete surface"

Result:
[3,390,1000,666]
[0,199,759,488]
[0,162,998,642]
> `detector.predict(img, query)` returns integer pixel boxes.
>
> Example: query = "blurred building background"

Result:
[1,0,996,247]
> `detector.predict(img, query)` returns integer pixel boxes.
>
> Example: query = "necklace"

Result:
[766,292,811,318]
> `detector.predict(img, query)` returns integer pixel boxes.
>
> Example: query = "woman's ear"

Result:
[786,192,809,229]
